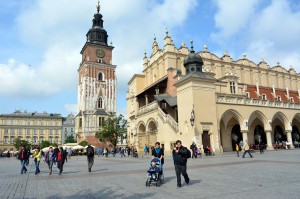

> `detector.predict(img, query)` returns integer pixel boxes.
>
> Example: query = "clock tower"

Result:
[76,1,116,146]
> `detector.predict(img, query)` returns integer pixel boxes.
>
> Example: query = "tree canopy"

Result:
[64,134,77,143]
[13,138,31,150]
[79,140,88,147]
[95,113,127,147]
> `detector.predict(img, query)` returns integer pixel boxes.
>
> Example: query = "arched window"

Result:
[98,97,103,109]
[98,72,103,81]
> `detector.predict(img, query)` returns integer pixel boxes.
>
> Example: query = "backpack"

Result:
[186,148,191,159]
[87,147,94,157]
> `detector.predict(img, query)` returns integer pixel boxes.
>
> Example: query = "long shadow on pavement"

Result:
[48,187,155,199]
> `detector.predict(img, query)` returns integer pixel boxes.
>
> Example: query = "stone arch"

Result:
[272,112,289,130]
[292,113,300,143]
[220,109,244,152]
[272,112,289,143]
[145,118,158,147]
[220,109,244,127]
[137,121,146,135]
[248,110,268,145]
[146,118,157,133]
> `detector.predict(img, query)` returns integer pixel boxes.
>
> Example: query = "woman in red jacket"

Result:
[57,147,65,175]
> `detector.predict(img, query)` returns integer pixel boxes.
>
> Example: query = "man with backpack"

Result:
[86,144,95,172]
[172,140,191,189]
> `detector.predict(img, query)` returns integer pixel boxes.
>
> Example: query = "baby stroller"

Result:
[146,157,162,187]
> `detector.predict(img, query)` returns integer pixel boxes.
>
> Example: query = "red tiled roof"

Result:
[246,85,299,103]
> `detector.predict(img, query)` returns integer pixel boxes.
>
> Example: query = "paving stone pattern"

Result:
[0,150,300,199]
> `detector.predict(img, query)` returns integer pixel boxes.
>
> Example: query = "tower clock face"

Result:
[96,48,106,58]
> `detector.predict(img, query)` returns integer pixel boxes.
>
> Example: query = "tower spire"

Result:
[190,40,195,53]
[96,0,100,14]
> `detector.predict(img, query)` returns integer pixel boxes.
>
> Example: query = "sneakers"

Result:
[176,185,182,189]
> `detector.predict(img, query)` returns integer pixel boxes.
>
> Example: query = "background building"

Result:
[62,114,76,143]
[75,2,116,148]
[127,32,300,153]
[0,111,63,151]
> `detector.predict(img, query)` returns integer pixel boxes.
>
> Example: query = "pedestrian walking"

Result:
[18,145,30,174]
[242,141,253,158]
[259,140,264,154]
[127,147,131,157]
[152,142,164,179]
[172,140,191,188]
[144,144,148,156]
[190,142,197,159]
[64,147,68,162]
[86,144,95,172]
[45,147,56,175]
[57,147,66,175]
[235,143,240,157]
[97,148,101,156]
[120,147,125,158]
[33,147,41,175]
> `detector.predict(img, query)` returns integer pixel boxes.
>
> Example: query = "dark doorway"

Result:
[202,131,211,149]
[231,124,242,151]
[292,126,300,142]
[274,125,286,142]
[254,125,266,145]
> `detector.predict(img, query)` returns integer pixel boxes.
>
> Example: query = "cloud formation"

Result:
[0,0,197,103]
[211,0,300,69]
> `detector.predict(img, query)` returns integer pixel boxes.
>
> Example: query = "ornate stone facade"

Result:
[127,33,300,153]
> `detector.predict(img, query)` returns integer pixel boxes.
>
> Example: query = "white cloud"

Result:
[64,103,78,114]
[211,0,259,41]
[0,0,197,100]
[211,0,300,70]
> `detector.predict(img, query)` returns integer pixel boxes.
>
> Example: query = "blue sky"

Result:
[0,0,300,117]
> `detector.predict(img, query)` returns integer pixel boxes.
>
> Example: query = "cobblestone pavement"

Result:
[0,149,300,199]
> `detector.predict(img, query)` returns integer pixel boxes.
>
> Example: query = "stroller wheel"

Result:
[146,180,148,187]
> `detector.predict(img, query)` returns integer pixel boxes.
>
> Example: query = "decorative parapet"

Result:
[137,101,158,116]
[216,93,300,109]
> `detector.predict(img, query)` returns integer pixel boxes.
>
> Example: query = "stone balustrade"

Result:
[216,94,300,109]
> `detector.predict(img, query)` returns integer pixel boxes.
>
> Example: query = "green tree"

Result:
[64,134,77,143]
[13,138,31,150]
[52,143,58,147]
[40,140,51,149]
[95,113,127,147]
[79,140,88,147]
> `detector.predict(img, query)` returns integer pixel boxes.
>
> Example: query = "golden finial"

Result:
[96,0,100,13]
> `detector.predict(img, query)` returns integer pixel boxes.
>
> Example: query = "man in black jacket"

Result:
[173,140,190,188]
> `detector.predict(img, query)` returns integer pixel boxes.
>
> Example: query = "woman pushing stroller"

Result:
[152,142,164,180]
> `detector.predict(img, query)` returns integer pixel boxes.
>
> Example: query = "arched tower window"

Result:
[98,72,104,81]
[98,97,103,109]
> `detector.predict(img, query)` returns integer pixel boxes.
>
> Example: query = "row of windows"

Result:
[245,93,295,102]
[2,129,61,135]
[2,137,60,144]
[0,120,61,126]
[64,128,74,132]
[78,117,105,128]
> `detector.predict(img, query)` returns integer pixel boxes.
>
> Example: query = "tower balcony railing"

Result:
[216,93,300,109]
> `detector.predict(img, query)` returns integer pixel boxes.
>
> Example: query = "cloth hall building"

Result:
[127,33,300,153]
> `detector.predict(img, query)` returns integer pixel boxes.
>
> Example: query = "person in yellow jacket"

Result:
[242,141,253,158]
[235,144,240,157]
[33,147,41,175]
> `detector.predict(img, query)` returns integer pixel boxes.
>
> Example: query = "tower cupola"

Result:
[86,1,108,46]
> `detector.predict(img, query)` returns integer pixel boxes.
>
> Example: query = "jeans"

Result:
[236,151,239,157]
[174,164,189,186]
[242,150,253,158]
[48,161,54,174]
[34,160,40,173]
[88,157,94,171]
[20,159,27,174]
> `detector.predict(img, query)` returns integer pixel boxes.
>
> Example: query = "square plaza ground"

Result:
[0,149,300,199]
